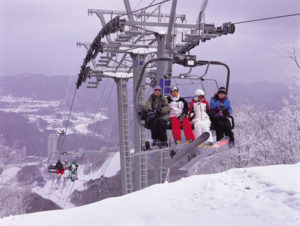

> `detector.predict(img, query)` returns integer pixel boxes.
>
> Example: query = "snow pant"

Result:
[170,117,195,142]
[211,117,234,142]
[64,169,70,179]
[148,118,168,142]
[193,118,214,143]
[56,169,64,175]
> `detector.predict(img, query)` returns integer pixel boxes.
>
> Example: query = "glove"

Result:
[178,113,186,123]
[222,109,229,116]
[208,108,219,117]
[156,107,162,115]
[189,112,195,120]
[147,109,157,119]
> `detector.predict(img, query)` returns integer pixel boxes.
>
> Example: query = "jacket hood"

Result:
[170,93,180,102]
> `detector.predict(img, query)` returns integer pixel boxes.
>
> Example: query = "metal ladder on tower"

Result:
[118,78,133,194]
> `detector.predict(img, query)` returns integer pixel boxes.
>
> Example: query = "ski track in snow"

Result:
[1,163,299,226]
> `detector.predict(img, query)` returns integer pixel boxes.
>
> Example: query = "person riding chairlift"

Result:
[144,85,169,148]
[167,86,195,145]
[189,89,214,145]
[209,87,235,147]
[55,159,64,176]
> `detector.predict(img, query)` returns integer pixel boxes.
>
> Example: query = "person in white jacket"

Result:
[167,86,195,145]
[189,89,214,144]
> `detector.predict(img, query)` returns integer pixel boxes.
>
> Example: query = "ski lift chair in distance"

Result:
[48,151,79,181]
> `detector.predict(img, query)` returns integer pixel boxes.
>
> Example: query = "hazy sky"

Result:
[0,0,299,83]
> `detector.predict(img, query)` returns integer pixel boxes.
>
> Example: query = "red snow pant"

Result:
[170,117,195,142]
[57,169,64,175]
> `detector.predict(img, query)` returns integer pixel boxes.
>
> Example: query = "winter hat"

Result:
[217,87,226,94]
[170,86,179,92]
[154,85,162,91]
[195,89,205,96]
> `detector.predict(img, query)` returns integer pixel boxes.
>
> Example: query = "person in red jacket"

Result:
[189,89,214,144]
[167,86,195,145]
[55,159,64,176]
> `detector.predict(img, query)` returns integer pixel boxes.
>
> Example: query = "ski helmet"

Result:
[195,89,205,96]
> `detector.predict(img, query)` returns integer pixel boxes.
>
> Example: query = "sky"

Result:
[0,0,299,83]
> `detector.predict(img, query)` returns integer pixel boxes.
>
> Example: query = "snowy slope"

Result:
[1,163,300,226]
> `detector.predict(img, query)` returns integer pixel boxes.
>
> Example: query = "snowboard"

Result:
[161,132,210,168]
[179,137,230,171]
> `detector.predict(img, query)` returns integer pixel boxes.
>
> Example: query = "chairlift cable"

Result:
[63,165,80,208]
[233,13,300,25]
[133,0,145,10]
[77,78,110,151]
[82,82,115,150]
[47,175,56,200]
[99,152,116,178]
[59,87,77,150]
[63,182,75,208]
[61,180,72,207]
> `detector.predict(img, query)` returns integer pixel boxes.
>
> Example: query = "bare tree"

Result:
[275,41,300,71]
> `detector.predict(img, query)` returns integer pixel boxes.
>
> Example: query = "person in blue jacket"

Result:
[209,87,234,146]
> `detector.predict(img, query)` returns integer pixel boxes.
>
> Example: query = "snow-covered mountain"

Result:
[1,163,299,226]
[0,74,299,218]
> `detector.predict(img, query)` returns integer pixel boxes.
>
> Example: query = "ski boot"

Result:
[170,150,176,159]
[175,140,182,145]
[144,141,151,151]
[198,143,204,148]
[186,140,194,144]
[205,142,214,149]
[160,141,168,148]
[228,140,235,148]
[152,139,160,147]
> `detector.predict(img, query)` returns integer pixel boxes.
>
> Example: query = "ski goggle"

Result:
[154,89,161,92]
[198,95,204,98]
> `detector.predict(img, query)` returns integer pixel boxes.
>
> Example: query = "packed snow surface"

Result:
[1,163,300,226]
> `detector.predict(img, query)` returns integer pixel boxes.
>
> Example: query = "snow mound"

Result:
[1,163,300,226]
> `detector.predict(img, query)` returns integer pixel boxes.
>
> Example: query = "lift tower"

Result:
[76,0,235,194]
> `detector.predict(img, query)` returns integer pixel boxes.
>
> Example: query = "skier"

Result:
[55,159,64,176]
[144,85,169,148]
[69,161,78,182]
[189,89,214,145]
[63,160,70,179]
[209,87,235,147]
[167,86,195,145]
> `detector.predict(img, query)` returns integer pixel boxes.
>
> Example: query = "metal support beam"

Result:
[123,0,135,22]
[132,53,148,191]
[153,34,172,184]
[88,9,186,20]
[116,78,133,195]
[155,34,172,84]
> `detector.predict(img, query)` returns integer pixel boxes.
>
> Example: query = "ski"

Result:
[208,137,230,149]
[161,132,210,168]
[179,138,254,171]
[179,137,229,171]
